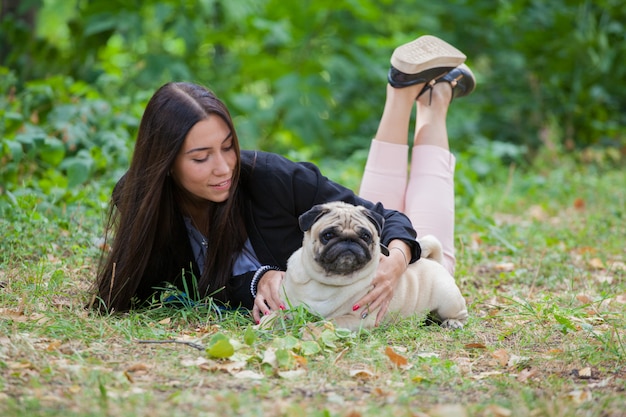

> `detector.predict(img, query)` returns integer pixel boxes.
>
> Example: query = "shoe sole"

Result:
[391,35,466,75]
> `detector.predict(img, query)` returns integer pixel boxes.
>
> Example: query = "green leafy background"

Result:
[1,0,625,217]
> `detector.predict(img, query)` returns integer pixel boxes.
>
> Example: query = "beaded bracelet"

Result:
[250,265,282,298]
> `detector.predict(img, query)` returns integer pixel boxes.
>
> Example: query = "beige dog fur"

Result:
[281,201,468,330]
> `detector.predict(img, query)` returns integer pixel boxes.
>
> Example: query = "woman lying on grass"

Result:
[92,35,475,326]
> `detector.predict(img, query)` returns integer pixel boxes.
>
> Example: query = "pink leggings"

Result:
[359,140,456,274]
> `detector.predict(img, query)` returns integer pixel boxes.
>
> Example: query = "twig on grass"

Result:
[136,339,205,350]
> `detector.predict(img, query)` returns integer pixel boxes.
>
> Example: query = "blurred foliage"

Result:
[1,0,625,216]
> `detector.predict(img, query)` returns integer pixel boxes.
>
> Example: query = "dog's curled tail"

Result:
[418,235,445,265]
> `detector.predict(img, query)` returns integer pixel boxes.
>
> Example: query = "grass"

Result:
[1,152,625,417]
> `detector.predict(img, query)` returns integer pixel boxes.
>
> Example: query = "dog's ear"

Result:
[299,204,330,232]
[363,208,385,237]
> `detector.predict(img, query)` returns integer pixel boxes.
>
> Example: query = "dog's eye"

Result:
[321,231,336,243]
[359,231,372,244]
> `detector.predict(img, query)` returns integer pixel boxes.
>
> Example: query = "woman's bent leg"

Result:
[359,140,408,211]
[405,83,456,274]
[406,145,456,274]
[359,84,422,211]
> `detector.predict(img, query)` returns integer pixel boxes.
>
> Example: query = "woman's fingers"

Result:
[353,280,393,319]
[252,270,285,324]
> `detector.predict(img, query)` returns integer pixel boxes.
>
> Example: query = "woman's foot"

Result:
[417,64,476,103]
[387,35,466,89]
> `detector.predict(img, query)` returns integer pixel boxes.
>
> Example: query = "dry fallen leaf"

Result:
[588,258,605,269]
[576,367,593,379]
[181,356,209,367]
[566,389,592,404]
[484,404,512,417]
[516,368,538,382]
[491,349,510,367]
[454,357,473,375]
[262,347,277,368]
[291,352,308,368]
[427,404,468,417]
[46,340,62,352]
[611,261,626,271]
[593,273,613,284]
[471,371,504,380]
[333,347,349,365]
[573,197,585,210]
[233,370,264,380]
[278,369,306,379]
[199,360,246,374]
[576,293,593,304]
[126,363,150,373]
[507,354,530,369]
[470,233,482,249]
[464,342,487,349]
[349,365,375,380]
[0,308,28,322]
[123,371,135,383]
[385,346,408,368]
[494,262,515,272]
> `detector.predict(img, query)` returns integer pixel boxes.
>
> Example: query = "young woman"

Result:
[93,35,475,326]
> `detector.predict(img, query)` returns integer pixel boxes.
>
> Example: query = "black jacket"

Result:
[119,150,421,309]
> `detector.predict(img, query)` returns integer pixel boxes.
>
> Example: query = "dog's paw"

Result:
[440,319,465,329]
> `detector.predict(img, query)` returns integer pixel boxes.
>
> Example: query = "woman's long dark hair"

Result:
[93,82,247,312]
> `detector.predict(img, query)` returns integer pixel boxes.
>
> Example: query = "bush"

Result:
[0,68,139,215]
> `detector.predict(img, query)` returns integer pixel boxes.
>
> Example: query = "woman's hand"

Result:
[352,240,410,326]
[252,270,285,324]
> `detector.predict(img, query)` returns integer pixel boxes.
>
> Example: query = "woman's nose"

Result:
[212,153,230,175]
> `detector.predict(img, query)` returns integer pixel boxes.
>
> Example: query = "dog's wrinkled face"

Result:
[299,202,384,277]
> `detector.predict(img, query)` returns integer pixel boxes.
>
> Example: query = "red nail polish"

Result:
[352,304,360,311]
[279,305,286,310]
[256,320,260,325]
[264,310,269,315]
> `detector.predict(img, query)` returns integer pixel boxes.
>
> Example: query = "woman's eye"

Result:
[192,158,208,163]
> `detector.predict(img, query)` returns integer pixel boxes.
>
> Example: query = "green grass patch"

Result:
[1,156,624,417]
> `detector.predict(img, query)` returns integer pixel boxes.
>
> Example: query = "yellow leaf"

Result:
[158,317,171,325]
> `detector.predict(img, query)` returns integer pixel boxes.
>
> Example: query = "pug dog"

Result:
[281,201,468,331]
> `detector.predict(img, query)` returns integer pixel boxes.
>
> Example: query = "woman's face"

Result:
[171,116,237,204]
